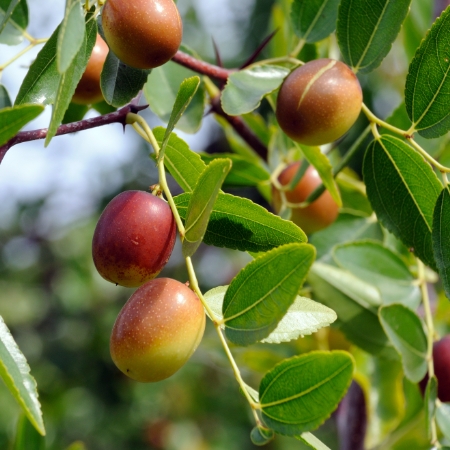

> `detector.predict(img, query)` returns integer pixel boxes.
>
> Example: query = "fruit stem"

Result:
[418,259,438,445]
[127,113,186,238]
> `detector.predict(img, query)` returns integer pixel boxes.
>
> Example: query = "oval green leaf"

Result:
[0,104,44,146]
[436,402,450,441]
[182,158,232,257]
[259,351,354,435]
[221,65,289,116]
[100,50,150,107]
[405,7,450,138]
[333,241,421,309]
[433,186,450,299]
[0,84,11,108]
[223,243,315,346]
[379,304,427,382]
[0,0,28,45]
[0,316,45,436]
[363,135,442,269]
[174,192,307,253]
[57,0,85,74]
[291,0,340,43]
[337,0,411,73]
[144,59,205,134]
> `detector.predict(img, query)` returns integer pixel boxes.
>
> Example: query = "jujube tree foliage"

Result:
[1,0,450,449]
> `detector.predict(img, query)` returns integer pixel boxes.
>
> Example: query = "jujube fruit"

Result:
[72,34,108,105]
[419,335,450,402]
[272,163,339,234]
[276,58,362,146]
[110,278,206,382]
[92,190,176,288]
[101,0,183,69]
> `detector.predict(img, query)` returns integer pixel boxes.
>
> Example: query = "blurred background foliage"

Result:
[2,0,450,449]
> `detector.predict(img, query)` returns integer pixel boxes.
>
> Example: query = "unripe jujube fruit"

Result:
[420,335,450,402]
[272,163,339,234]
[110,278,205,382]
[101,0,183,69]
[72,34,108,105]
[92,190,176,288]
[276,59,362,146]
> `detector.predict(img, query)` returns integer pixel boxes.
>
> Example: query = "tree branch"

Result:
[0,104,148,164]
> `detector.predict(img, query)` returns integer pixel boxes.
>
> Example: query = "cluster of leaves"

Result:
[3,0,450,449]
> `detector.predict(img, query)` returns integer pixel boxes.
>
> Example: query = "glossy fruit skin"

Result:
[101,0,183,69]
[276,58,362,146]
[110,278,206,382]
[92,190,176,288]
[72,35,108,105]
[272,163,339,234]
[420,335,450,402]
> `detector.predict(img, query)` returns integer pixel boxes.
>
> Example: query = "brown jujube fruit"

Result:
[272,163,339,234]
[110,278,205,382]
[276,58,362,146]
[101,0,183,69]
[72,34,108,105]
[92,190,176,288]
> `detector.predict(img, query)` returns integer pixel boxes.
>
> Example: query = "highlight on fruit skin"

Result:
[101,0,183,69]
[72,34,109,105]
[276,58,362,146]
[110,278,206,383]
[272,163,339,235]
[92,190,177,288]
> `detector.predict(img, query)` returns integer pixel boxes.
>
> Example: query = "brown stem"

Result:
[172,50,234,82]
[0,104,147,164]
[210,96,268,161]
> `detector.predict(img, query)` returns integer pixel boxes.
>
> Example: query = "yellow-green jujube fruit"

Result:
[276,59,362,146]
[110,278,205,383]
[101,0,183,70]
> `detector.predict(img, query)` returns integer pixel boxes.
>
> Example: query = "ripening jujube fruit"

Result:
[420,335,450,402]
[110,278,206,382]
[101,0,183,69]
[92,190,176,288]
[72,34,108,105]
[276,58,363,146]
[272,163,339,234]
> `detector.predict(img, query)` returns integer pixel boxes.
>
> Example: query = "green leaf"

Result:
[0,84,11,108]
[0,104,44,146]
[433,186,450,299]
[259,351,354,435]
[62,102,88,124]
[45,17,97,146]
[337,0,411,73]
[425,376,438,438]
[174,192,307,253]
[13,415,45,450]
[379,304,427,382]
[405,7,450,138]
[153,127,206,192]
[296,432,331,449]
[15,25,61,105]
[310,213,383,262]
[57,0,85,73]
[223,243,315,346]
[101,50,150,107]
[0,316,45,435]
[0,0,28,45]
[204,286,336,344]
[308,263,396,358]
[436,402,450,440]
[363,135,442,269]
[200,152,270,188]
[182,159,232,257]
[333,241,421,309]
[221,65,290,115]
[291,0,340,43]
[157,76,200,163]
[298,143,342,206]
[144,60,205,133]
